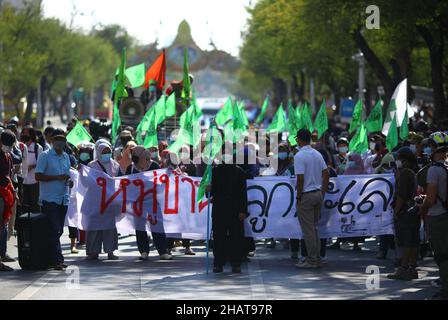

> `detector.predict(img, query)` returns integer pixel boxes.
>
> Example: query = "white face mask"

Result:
[1,145,12,153]
[338,146,348,154]
[369,142,376,151]
[409,145,417,153]
[395,160,403,169]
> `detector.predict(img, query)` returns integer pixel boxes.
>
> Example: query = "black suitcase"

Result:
[17,213,51,270]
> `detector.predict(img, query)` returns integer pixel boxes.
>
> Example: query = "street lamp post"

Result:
[352,51,366,102]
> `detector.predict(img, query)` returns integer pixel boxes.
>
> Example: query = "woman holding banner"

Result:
[86,141,120,261]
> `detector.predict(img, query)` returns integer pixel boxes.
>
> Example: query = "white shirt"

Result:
[294,145,327,193]
[24,142,43,185]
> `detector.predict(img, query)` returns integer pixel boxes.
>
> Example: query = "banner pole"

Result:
[205,119,216,275]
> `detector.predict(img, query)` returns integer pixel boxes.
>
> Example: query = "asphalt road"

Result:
[0,233,440,300]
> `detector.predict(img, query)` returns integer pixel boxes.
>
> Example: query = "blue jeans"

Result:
[42,202,67,265]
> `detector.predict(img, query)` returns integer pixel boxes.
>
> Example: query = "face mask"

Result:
[278,152,288,160]
[151,151,159,159]
[395,160,403,169]
[1,145,12,153]
[149,86,157,93]
[21,135,30,143]
[79,153,90,162]
[383,168,394,174]
[409,144,417,153]
[338,146,348,154]
[423,147,432,155]
[100,153,112,163]
[53,141,65,151]
[369,142,376,151]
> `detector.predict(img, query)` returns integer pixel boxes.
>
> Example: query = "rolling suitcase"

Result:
[17,212,51,270]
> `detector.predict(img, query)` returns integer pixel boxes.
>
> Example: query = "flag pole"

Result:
[205,119,216,275]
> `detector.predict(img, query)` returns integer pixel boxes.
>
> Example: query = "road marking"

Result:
[11,271,59,300]
[247,257,267,300]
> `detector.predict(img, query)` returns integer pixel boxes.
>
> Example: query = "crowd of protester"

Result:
[0,113,447,300]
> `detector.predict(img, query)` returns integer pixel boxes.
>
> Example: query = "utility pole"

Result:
[353,51,366,102]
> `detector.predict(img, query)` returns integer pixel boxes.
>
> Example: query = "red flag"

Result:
[144,50,166,90]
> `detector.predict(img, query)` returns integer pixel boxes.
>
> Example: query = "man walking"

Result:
[294,129,329,269]
[35,129,72,270]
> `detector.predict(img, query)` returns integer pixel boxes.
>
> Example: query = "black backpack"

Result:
[431,162,448,211]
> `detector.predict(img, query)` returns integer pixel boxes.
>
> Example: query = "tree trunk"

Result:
[352,29,394,108]
[271,77,287,111]
[417,25,447,122]
[24,89,36,125]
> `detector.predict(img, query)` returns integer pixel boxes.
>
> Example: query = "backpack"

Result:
[431,162,448,211]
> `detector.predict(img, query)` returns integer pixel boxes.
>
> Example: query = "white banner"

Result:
[67,166,395,239]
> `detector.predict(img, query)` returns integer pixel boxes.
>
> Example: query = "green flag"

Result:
[190,88,203,121]
[300,103,314,132]
[153,95,166,125]
[181,48,191,101]
[215,97,233,126]
[238,101,249,128]
[287,100,299,146]
[399,109,409,140]
[66,121,93,147]
[125,63,146,88]
[349,100,363,134]
[255,96,269,125]
[295,103,304,130]
[229,100,248,143]
[314,100,328,139]
[349,123,368,154]
[267,104,287,133]
[386,115,398,152]
[112,48,126,143]
[365,100,383,133]
[165,93,176,118]
[197,123,222,203]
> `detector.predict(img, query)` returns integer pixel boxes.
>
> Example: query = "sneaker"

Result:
[139,252,149,261]
[387,267,412,281]
[107,253,119,260]
[71,247,79,254]
[1,255,15,263]
[291,252,299,260]
[184,248,196,256]
[0,263,13,272]
[248,251,255,257]
[295,260,319,269]
[319,257,328,265]
[213,266,223,273]
[160,253,173,260]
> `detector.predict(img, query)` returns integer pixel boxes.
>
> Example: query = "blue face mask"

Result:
[278,152,288,160]
[100,153,112,163]
[423,147,432,155]
[79,153,90,162]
